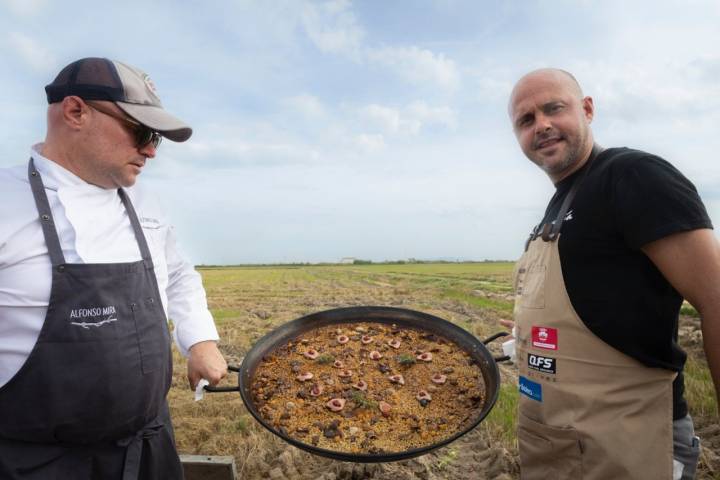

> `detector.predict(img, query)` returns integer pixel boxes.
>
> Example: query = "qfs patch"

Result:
[519,376,542,402]
[528,354,556,374]
[532,326,558,350]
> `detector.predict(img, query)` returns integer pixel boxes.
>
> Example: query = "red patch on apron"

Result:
[532,326,558,350]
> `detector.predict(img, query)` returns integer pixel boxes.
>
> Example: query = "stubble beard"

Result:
[538,126,589,178]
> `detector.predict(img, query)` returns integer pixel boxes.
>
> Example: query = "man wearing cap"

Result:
[506,68,720,479]
[0,58,227,478]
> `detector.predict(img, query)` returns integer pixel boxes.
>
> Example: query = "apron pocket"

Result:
[518,413,582,480]
[517,264,546,309]
[132,297,170,374]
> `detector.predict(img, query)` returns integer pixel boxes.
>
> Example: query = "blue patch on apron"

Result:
[519,376,543,402]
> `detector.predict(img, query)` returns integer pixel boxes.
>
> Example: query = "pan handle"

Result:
[482,331,509,344]
[203,363,241,393]
[481,331,512,362]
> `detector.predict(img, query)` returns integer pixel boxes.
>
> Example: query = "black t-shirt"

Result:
[536,147,713,420]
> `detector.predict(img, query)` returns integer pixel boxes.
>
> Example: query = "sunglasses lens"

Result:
[135,127,161,149]
[88,102,162,150]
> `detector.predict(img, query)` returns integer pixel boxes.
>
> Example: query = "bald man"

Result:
[0,58,227,479]
[506,68,720,480]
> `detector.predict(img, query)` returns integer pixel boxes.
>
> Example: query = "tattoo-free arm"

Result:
[642,228,720,414]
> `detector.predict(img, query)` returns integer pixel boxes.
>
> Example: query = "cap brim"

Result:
[115,101,192,142]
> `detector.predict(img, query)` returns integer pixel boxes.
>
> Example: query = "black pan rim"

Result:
[238,305,501,463]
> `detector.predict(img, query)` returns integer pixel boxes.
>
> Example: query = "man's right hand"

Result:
[499,319,515,338]
[187,340,228,390]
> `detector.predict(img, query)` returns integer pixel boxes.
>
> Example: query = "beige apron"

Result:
[513,149,675,480]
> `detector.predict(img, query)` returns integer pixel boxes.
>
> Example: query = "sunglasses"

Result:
[86,101,162,149]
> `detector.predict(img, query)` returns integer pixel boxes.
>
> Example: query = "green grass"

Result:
[234,415,252,434]
[333,261,515,276]
[198,266,318,290]
[685,356,718,417]
[436,448,458,470]
[325,262,515,289]
[483,382,519,445]
[210,308,243,327]
[681,302,700,318]
[193,262,715,456]
[442,289,514,315]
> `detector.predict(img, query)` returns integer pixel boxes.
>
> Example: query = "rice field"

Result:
[167,262,719,480]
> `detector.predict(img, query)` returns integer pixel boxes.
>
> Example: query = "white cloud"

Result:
[6,31,57,73]
[688,54,720,83]
[176,139,321,168]
[300,0,364,56]
[368,46,460,92]
[299,1,460,92]
[285,94,327,118]
[471,73,515,104]
[572,58,720,125]
[357,101,456,136]
[406,101,457,130]
[358,104,401,134]
[354,133,385,153]
[2,0,47,16]
[2,0,718,264]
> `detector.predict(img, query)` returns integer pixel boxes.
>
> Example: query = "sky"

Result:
[2,0,719,265]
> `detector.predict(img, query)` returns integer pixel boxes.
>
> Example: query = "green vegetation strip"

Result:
[209,309,242,326]
[442,289,514,315]
[680,303,699,318]
[684,356,719,416]
[483,382,519,444]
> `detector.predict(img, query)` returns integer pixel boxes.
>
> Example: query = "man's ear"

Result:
[60,96,88,130]
[582,96,594,123]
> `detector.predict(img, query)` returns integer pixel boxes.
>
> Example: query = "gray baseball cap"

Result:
[45,57,192,142]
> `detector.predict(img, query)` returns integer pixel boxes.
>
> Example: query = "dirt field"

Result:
[167,263,719,479]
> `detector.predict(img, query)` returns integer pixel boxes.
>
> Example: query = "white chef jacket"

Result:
[0,145,219,387]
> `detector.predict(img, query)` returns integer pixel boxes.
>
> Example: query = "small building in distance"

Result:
[339,257,355,264]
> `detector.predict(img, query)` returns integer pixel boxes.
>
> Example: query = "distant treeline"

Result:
[196,259,513,268]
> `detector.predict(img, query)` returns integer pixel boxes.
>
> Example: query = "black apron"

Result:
[0,159,183,479]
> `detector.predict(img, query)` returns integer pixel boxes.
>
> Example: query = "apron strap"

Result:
[117,189,154,268]
[541,143,604,242]
[116,417,165,480]
[28,158,66,266]
[27,158,155,269]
